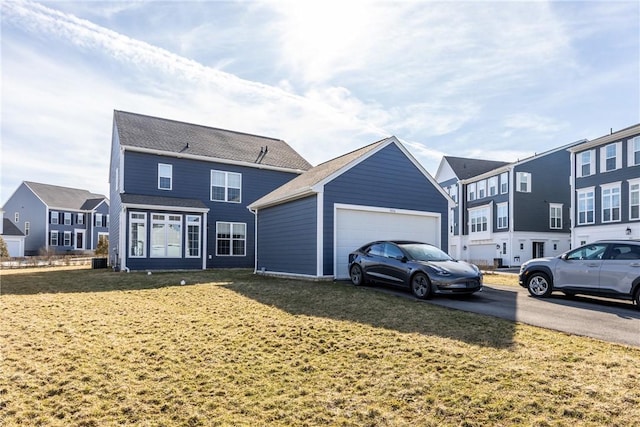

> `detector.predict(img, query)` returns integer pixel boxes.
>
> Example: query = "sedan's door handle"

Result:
[630,263,640,267]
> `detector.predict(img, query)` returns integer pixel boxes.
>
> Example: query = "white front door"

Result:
[75,229,85,250]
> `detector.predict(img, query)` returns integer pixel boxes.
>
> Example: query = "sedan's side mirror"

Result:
[560,253,568,261]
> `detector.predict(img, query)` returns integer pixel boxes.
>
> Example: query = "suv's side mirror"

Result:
[560,253,568,261]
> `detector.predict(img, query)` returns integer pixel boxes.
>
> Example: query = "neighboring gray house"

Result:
[569,123,640,247]
[109,111,311,271]
[249,137,452,280]
[0,209,26,257]
[2,181,109,255]
[436,141,584,267]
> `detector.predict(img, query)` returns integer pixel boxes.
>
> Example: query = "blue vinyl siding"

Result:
[122,150,300,269]
[513,150,571,232]
[256,196,317,275]
[109,126,122,266]
[2,183,47,255]
[322,144,449,275]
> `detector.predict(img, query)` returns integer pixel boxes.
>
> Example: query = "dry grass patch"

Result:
[1,268,638,426]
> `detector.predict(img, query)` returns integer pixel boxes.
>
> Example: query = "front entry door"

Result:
[75,230,85,250]
[533,242,544,258]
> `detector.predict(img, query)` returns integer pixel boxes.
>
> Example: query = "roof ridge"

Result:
[114,110,285,143]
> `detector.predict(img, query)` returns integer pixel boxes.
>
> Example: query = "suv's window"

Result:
[368,244,385,257]
[566,243,608,260]
[608,244,640,260]
[384,243,404,259]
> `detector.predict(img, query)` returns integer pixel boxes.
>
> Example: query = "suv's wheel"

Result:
[350,264,365,286]
[527,272,553,297]
[411,273,432,300]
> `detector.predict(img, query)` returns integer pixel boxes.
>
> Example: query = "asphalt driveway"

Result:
[359,283,640,347]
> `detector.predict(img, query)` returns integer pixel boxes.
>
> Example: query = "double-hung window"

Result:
[151,214,182,257]
[50,211,59,224]
[216,222,246,256]
[578,150,594,177]
[577,188,595,225]
[477,180,486,199]
[211,170,242,203]
[550,203,562,229]
[158,163,172,190]
[467,183,476,201]
[500,172,508,194]
[449,185,457,203]
[488,177,498,196]
[63,231,72,246]
[602,143,620,172]
[516,172,531,192]
[14,212,19,223]
[497,203,508,229]
[64,212,72,225]
[629,137,640,167]
[50,231,59,246]
[186,215,201,258]
[129,212,147,257]
[77,213,84,225]
[24,222,30,236]
[95,213,103,227]
[630,179,640,220]
[601,183,621,223]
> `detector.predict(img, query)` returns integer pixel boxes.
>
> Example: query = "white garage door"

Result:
[5,238,22,257]
[334,205,440,279]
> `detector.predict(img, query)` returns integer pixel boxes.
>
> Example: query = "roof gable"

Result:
[113,110,312,172]
[23,182,108,211]
[249,137,451,209]
[441,156,511,180]
[2,218,24,237]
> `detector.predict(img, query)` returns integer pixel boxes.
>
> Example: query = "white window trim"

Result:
[601,182,621,223]
[211,170,242,203]
[51,211,59,225]
[14,212,19,223]
[577,187,595,225]
[63,231,72,247]
[129,212,147,258]
[64,212,72,226]
[600,142,622,173]
[150,213,182,258]
[468,205,491,240]
[629,178,640,221]
[216,221,247,256]
[24,221,30,236]
[158,163,173,190]
[496,202,508,229]
[549,203,563,230]
[577,150,595,178]
[500,172,508,194]
[77,213,84,225]
[467,182,476,201]
[477,180,487,199]
[95,213,103,227]
[50,231,58,246]
[628,136,640,167]
[185,215,201,258]
[516,172,531,193]
[488,176,498,196]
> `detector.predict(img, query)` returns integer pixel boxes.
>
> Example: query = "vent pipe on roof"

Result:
[255,146,268,163]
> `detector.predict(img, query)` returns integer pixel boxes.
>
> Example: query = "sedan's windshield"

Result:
[400,243,452,262]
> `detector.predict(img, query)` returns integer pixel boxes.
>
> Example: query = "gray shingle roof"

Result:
[24,182,108,211]
[120,194,209,210]
[249,138,391,209]
[443,156,510,180]
[114,110,312,171]
[2,219,24,236]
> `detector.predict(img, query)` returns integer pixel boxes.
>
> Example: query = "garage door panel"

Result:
[335,207,439,279]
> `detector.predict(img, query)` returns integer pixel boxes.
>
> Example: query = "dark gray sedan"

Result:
[348,240,483,299]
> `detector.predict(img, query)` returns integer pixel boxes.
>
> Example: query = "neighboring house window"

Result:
[77,213,84,225]
[50,231,59,246]
[106,215,110,228]
[63,231,72,247]
[64,212,72,225]
[24,222,30,236]
[449,185,457,203]
[601,183,621,223]
[516,172,531,192]
[497,203,508,229]
[577,188,595,225]
[601,143,621,172]
[95,213,103,227]
[469,207,489,233]
[51,211,59,224]
[449,208,455,233]
[158,163,173,190]
[186,215,201,258]
[500,172,508,194]
[211,170,242,203]
[14,212,19,223]
[550,203,563,229]
[129,212,147,257]
[151,214,182,258]
[630,179,640,220]
[216,222,246,256]
[467,183,476,201]
[629,137,640,166]
[578,150,594,177]
[477,180,486,199]
[488,177,498,196]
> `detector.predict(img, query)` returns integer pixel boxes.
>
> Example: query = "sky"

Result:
[1,0,639,203]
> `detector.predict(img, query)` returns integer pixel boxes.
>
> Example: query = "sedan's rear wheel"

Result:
[411,273,432,300]
[633,287,640,310]
[527,272,553,297]
[350,264,364,286]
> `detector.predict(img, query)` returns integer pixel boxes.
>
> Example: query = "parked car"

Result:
[519,240,640,308]
[347,240,483,299]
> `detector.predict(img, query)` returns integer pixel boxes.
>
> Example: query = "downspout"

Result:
[202,211,208,270]
[248,206,258,274]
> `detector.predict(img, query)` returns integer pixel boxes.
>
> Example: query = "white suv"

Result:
[519,240,640,309]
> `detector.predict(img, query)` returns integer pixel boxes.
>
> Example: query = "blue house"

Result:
[2,181,109,256]
[248,137,452,280]
[569,123,640,246]
[109,111,311,271]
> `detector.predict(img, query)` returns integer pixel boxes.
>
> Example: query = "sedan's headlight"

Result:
[431,266,451,276]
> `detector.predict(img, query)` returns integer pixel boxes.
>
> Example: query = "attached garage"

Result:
[333,204,441,279]
[249,137,452,280]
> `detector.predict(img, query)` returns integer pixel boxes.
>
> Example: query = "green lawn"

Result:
[1,268,638,426]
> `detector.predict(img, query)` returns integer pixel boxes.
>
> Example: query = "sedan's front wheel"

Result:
[411,273,432,300]
[527,272,553,297]
[350,264,365,286]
